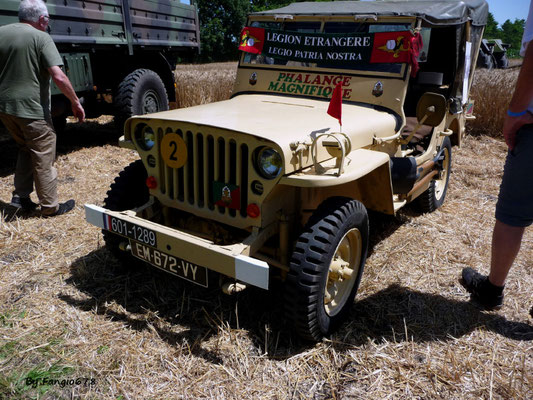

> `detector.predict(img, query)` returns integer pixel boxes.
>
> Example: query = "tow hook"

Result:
[222,281,247,295]
[118,242,131,252]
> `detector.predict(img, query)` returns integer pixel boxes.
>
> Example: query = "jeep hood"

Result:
[133,94,399,172]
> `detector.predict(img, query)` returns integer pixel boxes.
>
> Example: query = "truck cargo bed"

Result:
[0,0,199,53]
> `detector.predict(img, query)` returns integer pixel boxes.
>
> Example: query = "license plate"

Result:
[130,241,208,287]
[104,215,157,247]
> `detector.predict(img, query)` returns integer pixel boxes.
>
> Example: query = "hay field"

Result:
[468,67,521,137]
[0,62,531,399]
[174,63,238,108]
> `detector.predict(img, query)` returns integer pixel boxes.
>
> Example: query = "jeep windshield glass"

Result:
[241,21,413,74]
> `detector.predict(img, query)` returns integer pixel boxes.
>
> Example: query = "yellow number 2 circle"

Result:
[161,133,187,169]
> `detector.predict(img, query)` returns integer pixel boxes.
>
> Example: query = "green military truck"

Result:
[0,0,200,131]
[477,38,510,69]
[85,0,487,341]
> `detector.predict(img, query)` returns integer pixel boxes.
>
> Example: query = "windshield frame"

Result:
[239,15,417,79]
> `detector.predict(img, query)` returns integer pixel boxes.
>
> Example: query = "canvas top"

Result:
[252,0,489,27]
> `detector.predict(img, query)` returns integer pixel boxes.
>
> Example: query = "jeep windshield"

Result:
[240,20,418,76]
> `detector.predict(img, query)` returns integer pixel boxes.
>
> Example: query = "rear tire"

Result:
[52,114,67,135]
[285,198,369,341]
[495,53,509,69]
[114,69,169,130]
[416,136,452,213]
[103,160,149,260]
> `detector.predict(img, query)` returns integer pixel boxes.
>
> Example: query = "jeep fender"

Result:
[280,149,394,215]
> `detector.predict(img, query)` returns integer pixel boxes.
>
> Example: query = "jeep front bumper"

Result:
[84,204,269,289]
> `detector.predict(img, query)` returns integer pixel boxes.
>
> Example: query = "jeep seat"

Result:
[401,116,433,152]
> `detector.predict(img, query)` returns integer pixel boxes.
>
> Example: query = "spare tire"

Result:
[103,160,149,262]
[114,68,169,130]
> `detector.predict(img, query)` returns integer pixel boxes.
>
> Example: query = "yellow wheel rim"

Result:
[434,146,450,201]
[324,228,362,316]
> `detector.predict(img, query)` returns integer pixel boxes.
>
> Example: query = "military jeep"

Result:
[85,0,488,341]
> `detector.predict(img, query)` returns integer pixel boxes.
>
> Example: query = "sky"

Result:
[484,0,530,25]
[359,1,530,26]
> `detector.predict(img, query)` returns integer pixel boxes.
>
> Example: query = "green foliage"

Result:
[97,345,109,354]
[484,12,500,38]
[37,337,63,356]
[0,309,27,328]
[501,19,525,58]
[251,0,300,12]
[197,0,250,62]
[483,12,525,58]
[0,341,19,359]
[0,362,74,399]
[198,0,336,61]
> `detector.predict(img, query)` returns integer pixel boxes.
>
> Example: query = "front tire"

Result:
[417,136,452,213]
[285,198,369,341]
[103,160,149,260]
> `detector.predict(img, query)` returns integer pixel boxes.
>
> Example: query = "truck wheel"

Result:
[285,198,368,341]
[103,160,149,260]
[477,52,493,69]
[496,53,509,69]
[114,69,169,129]
[417,136,452,213]
[52,114,67,135]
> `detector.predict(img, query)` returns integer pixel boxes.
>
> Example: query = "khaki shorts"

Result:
[495,124,533,227]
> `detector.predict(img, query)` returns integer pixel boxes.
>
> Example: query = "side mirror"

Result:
[416,92,447,127]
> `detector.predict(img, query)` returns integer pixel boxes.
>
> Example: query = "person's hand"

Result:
[71,101,85,123]
[502,111,533,150]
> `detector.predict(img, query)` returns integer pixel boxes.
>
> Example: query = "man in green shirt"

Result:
[0,0,85,216]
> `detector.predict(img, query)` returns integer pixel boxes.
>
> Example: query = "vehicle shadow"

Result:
[336,283,532,348]
[60,247,291,364]
[56,205,418,362]
[0,119,120,178]
[61,247,532,364]
[367,209,412,256]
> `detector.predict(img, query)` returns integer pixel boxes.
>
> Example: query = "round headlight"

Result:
[256,147,282,179]
[142,129,155,150]
[134,124,155,151]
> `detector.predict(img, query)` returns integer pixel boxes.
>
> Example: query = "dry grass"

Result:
[174,62,237,108]
[0,63,531,399]
[508,58,523,68]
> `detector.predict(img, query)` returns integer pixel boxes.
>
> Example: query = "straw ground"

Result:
[0,62,531,399]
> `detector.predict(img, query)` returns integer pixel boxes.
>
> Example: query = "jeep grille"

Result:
[157,128,250,219]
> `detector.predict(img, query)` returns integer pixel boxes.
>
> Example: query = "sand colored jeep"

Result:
[85,0,488,340]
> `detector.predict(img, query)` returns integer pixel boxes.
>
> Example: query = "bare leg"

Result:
[489,219,525,287]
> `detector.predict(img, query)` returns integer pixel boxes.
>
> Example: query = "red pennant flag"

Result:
[327,82,343,126]
[408,32,423,77]
[238,27,265,54]
[370,31,423,77]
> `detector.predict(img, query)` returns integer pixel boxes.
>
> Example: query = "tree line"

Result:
[196,2,526,62]
[484,12,525,58]
[197,0,327,62]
